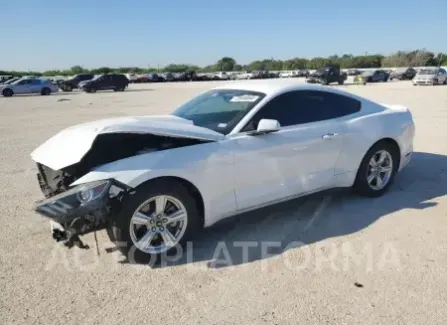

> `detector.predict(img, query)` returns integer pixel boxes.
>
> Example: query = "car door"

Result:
[29,79,43,93]
[231,90,359,211]
[14,79,32,94]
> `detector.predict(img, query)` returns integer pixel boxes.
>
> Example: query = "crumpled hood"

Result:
[31,114,224,170]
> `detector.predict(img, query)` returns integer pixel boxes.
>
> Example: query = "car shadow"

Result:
[124,88,154,93]
[116,152,447,268]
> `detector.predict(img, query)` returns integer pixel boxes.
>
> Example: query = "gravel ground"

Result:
[1,80,446,325]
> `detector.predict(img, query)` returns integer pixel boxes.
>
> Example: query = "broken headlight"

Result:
[34,180,114,223]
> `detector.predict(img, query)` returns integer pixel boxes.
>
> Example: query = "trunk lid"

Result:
[31,115,224,170]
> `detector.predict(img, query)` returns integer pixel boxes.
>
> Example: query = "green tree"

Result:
[217,57,236,71]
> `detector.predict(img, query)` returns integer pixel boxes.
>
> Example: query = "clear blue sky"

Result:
[2,0,446,71]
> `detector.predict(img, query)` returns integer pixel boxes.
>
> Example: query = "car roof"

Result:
[212,82,352,97]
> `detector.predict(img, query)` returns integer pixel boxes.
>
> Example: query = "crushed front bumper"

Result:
[34,179,129,248]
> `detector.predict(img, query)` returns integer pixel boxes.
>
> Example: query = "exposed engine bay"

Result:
[34,133,209,248]
[37,133,208,198]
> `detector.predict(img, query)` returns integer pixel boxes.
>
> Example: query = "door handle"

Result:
[322,133,338,140]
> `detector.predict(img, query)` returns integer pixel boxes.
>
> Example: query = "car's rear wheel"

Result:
[41,87,51,95]
[353,142,399,197]
[2,88,14,97]
[107,179,202,264]
[65,85,73,92]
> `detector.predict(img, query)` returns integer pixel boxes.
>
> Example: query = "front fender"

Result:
[71,142,238,227]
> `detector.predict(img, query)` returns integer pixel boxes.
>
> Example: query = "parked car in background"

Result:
[147,73,165,82]
[412,68,447,85]
[296,69,310,77]
[279,71,291,78]
[162,72,175,82]
[234,71,252,80]
[125,74,138,83]
[79,74,129,93]
[306,66,347,85]
[346,69,362,76]
[1,78,59,97]
[355,69,389,84]
[1,77,20,85]
[59,74,94,91]
[0,75,14,83]
[389,67,417,80]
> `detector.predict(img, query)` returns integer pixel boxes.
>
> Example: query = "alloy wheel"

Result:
[366,150,393,191]
[129,195,188,254]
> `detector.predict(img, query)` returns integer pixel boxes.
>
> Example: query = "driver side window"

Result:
[241,90,361,132]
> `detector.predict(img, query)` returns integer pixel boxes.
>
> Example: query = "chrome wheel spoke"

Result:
[367,150,394,191]
[132,212,153,225]
[155,196,167,215]
[165,210,187,224]
[375,175,383,188]
[160,229,177,248]
[377,151,387,165]
[137,229,157,250]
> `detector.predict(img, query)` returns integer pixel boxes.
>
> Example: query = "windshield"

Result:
[172,89,265,135]
[418,69,436,75]
[91,75,103,80]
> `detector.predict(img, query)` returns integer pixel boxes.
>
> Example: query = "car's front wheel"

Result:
[2,88,14,97]
[107,179,202,264]
[353,142,399,197]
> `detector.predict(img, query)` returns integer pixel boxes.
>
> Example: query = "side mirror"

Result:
[248,119,281,135]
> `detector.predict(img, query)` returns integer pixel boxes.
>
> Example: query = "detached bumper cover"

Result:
[33,180,113,225]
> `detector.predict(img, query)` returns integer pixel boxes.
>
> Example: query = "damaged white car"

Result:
[32,83,415,262]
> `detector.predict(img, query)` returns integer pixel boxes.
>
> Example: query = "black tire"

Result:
[107,179,203,264]
[353,141,399,197]
[338,79,344,85]
[2,88,14,97]
[65,85,73,92]
[41,87,51,96]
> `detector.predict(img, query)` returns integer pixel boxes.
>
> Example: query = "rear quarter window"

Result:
[323,92,362,117]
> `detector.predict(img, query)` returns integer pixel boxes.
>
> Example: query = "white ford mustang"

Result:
[32,83,415,261]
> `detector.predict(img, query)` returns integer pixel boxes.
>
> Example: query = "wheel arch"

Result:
[133,176,205,228]
[356,137,401,177]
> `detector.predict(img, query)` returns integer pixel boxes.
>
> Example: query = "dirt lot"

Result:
[1,80,446,325]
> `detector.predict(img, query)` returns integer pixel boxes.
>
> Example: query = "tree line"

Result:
[1,49,446,77]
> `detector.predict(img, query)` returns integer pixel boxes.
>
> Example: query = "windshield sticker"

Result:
[218,123,227,128]
[230,95,259,102]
